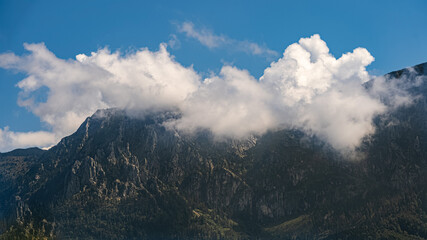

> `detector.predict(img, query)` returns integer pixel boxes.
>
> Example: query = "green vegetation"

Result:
[265,214,312,238]
[0,223,53,240]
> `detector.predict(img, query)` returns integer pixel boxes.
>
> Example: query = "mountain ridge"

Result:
[0,63,427,239]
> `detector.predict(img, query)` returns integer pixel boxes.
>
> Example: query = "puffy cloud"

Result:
[0,34,416,153]
[0,42,200,152]
[177,21,278,58]
[171,66,276,138]
[173,34,387,150]
[258,34,385,149]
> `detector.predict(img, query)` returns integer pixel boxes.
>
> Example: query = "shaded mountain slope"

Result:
[0,63,426,239]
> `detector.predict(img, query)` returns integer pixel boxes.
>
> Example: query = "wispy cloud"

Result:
[177,21,278,58]
[167,34,181,49]
[177,22,227,48]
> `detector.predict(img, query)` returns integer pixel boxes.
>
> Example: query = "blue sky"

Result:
[0,0,426,151]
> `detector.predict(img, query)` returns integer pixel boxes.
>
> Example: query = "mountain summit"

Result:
[0,63,427,239]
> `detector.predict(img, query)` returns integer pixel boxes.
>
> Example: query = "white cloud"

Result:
[368,70,423,109]
[177,22,227,49]
[258,34,387,149]
[236,41,278,58]
[0,127,56,151]
[0,42,200,152]
[172,35,389,150]
[0,34,417,153]
[177,21,278,58]
[167,34,181,49]
[170,66,277,138]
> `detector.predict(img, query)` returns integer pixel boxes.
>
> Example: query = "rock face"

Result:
[0,63,427,239]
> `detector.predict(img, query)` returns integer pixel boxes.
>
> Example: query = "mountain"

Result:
[0,63,427,239]
[0,148,45,228]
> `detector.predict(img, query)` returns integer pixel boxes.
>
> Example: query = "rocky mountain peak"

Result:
[1,63,427,239]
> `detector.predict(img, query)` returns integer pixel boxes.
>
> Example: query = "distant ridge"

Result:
[0,147,45,157]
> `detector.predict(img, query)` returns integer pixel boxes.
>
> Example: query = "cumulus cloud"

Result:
[0,42,200,152]
[173,35,388,150]
[0,34,417,153]
[177,21,278,58]
[171,66,277,139]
